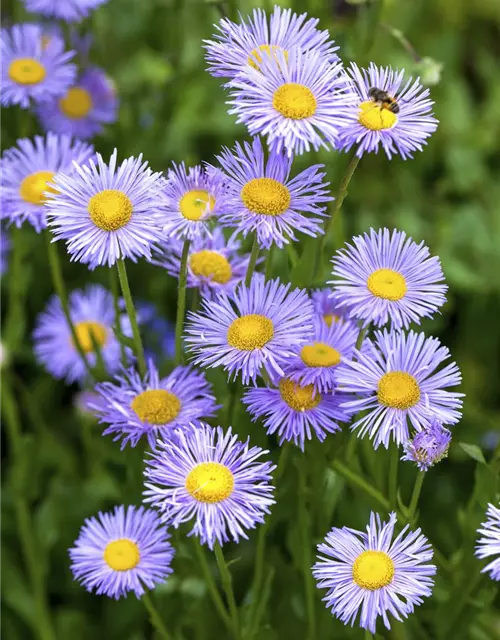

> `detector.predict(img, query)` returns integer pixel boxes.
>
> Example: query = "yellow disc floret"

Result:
[367,268,407,301]
[8,58,46,85]
[240,178,291,216]
[19,171,58,205]
[323,313,339,327]
[377,371,421,409]
[131,389,181,424]
[179,189,215,221]
[279,378,321,412]
[300,342,341,368]
[185,462,235,503]
[59,87,93,119]
[73,321,108,353]
[358,101,397,131]
[352,550,395,590]
[272,83,317,119]
[88,189,133,231]
[103,539,140,571]
[227,314,274,351]
[248,44,288,71]
[190,250,232,284]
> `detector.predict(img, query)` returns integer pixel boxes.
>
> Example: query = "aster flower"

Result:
[336,329,463,448]
[313,512,436,634]
[402,418,451,471]
[311,288,349,327]
[36,66,118,139]
[1,24,76,108]
[33,284,124,384]
[160,162,228,241]
[243,378,350,450]
[144,424,276,548]
[91,361,220,449]
[23,0,108,22]
[228,48,355,156]
[0,133,94,232]
[284,317,361,392]
[185,276,314,384]
[204,6,339,79]
[153,228,250,300]
[476,503,500,582]
[69,505,174,599]
[46,149,166,268]
[329,228,447,329]
[337,62,438,159]
[215,137,331,249]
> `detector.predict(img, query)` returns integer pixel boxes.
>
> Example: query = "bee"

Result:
[368,87,400,114]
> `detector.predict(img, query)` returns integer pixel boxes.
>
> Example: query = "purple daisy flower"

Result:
[284,317,361,392]
[69,505,174,599]
[46,149,166,268]
[337,62,439,159]
[336,329,463,449]
[23,0,108,22]
[153,228,250,301]
[33,284,124,384]
[329,228,447,329]
[91,361,220,449]
[204,6,339,79]
[214,137,331,249]
[476,503,500,582]
[243,378,350,450]
[227,48,355,156]
[36,66,118,139]
[313,512,436,634]
[1,24,76,108]
[144,424,276,549]
[160,162,228,241]
[311,288,350,327]
[185,276,314,384]
[1,133,94,232]
[401,418,451,471]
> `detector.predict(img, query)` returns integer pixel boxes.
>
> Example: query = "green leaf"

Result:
[459,442,486,464]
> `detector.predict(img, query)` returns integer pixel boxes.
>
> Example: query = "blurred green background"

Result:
[2,0,500,638]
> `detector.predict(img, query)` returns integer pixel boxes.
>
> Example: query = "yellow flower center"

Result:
[358,101,398,131]
[367,268,407,301]
[131,389,181,424]
[352,550,395,590]
[185,462,234,503]
[272,83,317,119]
[240,178,291,216]
[72,321,108,353]
[300,342,341,368]
[59,87,93,119]
[247,44,288,71]
[227,314,274,351]
[279,378,321,411]
[8,58,46,85]
[88,189,133,231]
[377,371,421,409]
[103,539,140,571]
[19,171,58,205]
[179,189,215,221]
[190,250,232,284]
[323,313,339,327]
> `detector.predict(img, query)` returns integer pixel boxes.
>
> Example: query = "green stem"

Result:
[265,245,274,280]
[407,472,426,524]
[388,446,399,509]
[116,259,146,377]
[2,377,55,640]
[175,239,191,366]
[247,524,268,635]
[109,267,127,366]
[325,153,360,242]
[45,233,94,380]
[141,591,171,640]
[214,543,241,640]
[244,234,260,287]
[332,459,390,511]
[298,465,317,640]
[192,539,231,630]
[4,226,28,356]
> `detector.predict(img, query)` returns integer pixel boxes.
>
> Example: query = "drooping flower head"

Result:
[476,503,500,582]
[228,49,355,156]
[204,6,339,79]
[160,162,228,241]
[215,137,331,249]
[401,418,451,471]
[313,512,436,633]
[33,284,124,383]
[36,66,118,139]
[0,133,94,232]
[311,288,349,327]
[69,505,174,599]
[144,424,276,549]
[22,0,109,22]
[153,228,250,300]
[337,63,438,159]
[284,317,361,392]
[329,228,447,329]
[243,378,350,450]
[1,24,76,108]
[336,329,463,448]
[46,149,166,268]
[91,361,220,449]
[185,276,314,384]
